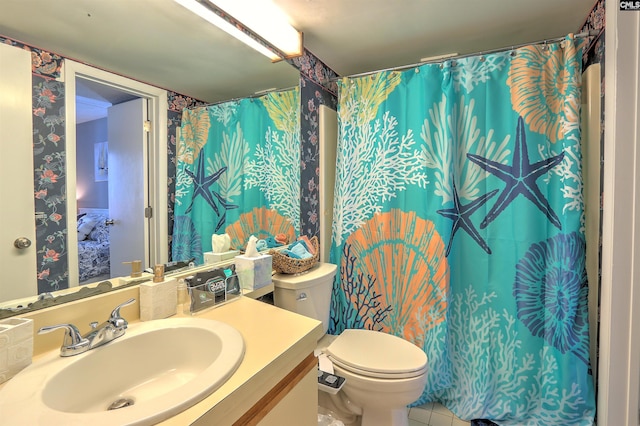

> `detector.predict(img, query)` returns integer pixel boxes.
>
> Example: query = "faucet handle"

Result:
[109,298,136,328]
[38,323,90,357]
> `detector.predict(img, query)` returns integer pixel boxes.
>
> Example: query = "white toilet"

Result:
[272,262,428,426]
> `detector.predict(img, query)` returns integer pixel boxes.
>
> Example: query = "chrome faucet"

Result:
[38,298,136,357]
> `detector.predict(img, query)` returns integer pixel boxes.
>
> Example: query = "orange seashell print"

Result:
[345,209,449,344]
[178,107,210,164]
[506,39,580,144]
[225,207,296,250]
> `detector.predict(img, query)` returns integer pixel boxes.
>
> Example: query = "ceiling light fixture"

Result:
[174,0,303,61]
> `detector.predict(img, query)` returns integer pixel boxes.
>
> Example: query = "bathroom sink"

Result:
[0,317,245,425]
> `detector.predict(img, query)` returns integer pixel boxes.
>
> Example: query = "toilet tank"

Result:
[272,262,337,334]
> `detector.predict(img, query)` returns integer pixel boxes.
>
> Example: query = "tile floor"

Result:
[408,402,470,426]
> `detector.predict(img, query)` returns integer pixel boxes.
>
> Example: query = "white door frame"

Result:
[64,60,168,286]
[598,4,640,425]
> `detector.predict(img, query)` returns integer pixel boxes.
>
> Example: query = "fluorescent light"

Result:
[211,0,302,57]
[174,0,302,61]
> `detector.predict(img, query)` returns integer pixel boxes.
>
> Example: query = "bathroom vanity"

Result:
[0,286,323,425]
[161,296,323,425]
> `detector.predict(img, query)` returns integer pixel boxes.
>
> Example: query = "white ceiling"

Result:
[278,0,598,77]
[0,0,597,105]
[74,78,140,124]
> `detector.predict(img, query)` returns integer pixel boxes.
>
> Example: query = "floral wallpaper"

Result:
[580,0,605,67]
[32,76,67,293]
[290,48,339,95]
[299,75,337,243]
[288,48,340,246]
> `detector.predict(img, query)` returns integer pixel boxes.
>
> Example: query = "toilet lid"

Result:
[272,262,337,290]
[326,329,427,379]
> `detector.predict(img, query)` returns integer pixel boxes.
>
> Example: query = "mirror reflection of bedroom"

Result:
[75,78,146,285]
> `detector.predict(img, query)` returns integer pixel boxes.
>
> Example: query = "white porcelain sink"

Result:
[0,317,245,425]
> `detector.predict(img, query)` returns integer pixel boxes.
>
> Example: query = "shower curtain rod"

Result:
[185,85,298,111]
[326,30,600,83]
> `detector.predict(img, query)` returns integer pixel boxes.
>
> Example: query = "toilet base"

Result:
[318,390,360,425]
[361,406,409,426]
[318,389,411,426]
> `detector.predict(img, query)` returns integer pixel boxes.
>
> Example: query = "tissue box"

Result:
[235,254,272,291]
[139,278,178,321]
[204,250,240,264]
[0,318,33,384]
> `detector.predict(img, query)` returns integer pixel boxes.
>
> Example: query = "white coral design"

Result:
[209,101,238,126]
[433,286,593,425]
[411,306,451,398]
[174,162,193,207]
[209,122,249,203]
[421,95,511,205]
[539,130,585,233]
[451,53,509,94]
[244,125,301,232]
[332,110,428,245]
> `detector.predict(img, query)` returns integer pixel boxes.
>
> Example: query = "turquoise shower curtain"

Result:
[173,88,300,264]
[329,35,595,424]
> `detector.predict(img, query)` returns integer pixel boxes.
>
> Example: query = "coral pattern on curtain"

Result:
[173,88,300,264]
[329,35,595,425]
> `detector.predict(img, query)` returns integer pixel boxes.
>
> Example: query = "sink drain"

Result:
[107,397,135,411]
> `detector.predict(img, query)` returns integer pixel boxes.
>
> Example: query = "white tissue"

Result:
[211,233,231,253]
[245,235,259,257]
[317,353,334,374]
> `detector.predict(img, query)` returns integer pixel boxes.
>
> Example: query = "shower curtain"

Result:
[329,35,595,425]
[173,88,300,264]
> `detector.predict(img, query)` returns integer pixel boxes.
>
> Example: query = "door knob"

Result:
[105,219,115,226]
[14,237,31,249]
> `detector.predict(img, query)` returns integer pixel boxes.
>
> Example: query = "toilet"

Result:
[272,262,428,426]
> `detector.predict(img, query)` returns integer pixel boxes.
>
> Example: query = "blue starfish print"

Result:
[184,154,238,223]
[437,180,498,256]
[210,190,239,231]
[467,116,565,230]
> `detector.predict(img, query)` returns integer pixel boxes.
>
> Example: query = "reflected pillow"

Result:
[88,220,109,243]
[77,215,99,241]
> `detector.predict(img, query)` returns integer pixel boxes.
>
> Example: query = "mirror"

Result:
[0,2,304,317]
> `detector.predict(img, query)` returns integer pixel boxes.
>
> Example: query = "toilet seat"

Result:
[326,329,427,379]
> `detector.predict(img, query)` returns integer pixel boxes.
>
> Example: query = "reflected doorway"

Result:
[75,79,145,284]
[64,60,169,289]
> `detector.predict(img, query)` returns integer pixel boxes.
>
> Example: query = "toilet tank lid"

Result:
[272,262,337,289]
[326,329,427,376]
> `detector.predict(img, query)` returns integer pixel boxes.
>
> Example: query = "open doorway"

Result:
[64,60,168,288]
[75,79,142,284]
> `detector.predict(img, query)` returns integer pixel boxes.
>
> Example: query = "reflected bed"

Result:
[77,208,110,283]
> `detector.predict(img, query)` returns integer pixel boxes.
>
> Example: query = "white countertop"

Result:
[157,296,322,425]
[1,293,322,426]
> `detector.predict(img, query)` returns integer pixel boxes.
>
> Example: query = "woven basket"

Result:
[270,236,319,274]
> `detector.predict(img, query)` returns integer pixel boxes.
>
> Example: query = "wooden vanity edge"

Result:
[232,352,317,426]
